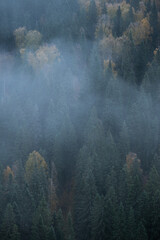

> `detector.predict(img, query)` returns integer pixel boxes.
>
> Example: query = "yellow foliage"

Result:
[129,18,152,45]
[119,2,130,19]
[126,152,142,173]
[25,151,48,182]
[27,45,60,70]
[3,166,14,183]
[107,2,130,20]
[14,27,27,49]
[95,21,112,39]
[100,34,128,60]
[107,3,117,19]
[154,48,159,56]
[104,59,117,77]
[14,28,42,51]
[134,10,145,22]
[100,34,115,58]
[25,30,42,50]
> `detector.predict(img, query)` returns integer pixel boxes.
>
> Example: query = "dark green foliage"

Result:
[53,209,65,240]
[150,0,158,47]
[131,0,139,11]
[91,194,105,240]
[136,222,148,240]
[1,204,20,240]
[86,0,97,39]
[113,6,123,37]
[0,1,160,240]
[66,212,75,240]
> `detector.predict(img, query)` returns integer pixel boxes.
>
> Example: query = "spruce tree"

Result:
[86,0,97,39]
[113,6,123,37]
[1,204,20,240]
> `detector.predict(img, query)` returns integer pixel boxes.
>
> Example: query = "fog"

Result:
[0,1,160,239]
[0,37,158,173]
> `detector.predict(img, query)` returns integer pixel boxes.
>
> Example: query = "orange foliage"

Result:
[3,166,14,184]
[126,152,141,171]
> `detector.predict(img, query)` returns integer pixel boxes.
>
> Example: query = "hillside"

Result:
[0,0,160,239]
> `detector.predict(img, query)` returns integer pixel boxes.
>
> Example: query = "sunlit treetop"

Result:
[25,151,48,182]
[3,166,14,184]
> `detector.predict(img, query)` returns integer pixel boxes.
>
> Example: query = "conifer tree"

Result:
[113,6,123,37]
[1,204,20,240]
[87,0,97,39]
[91,193,105,240]
[136,222,148,240]
[53,209,65,240]
[66,212,75,240]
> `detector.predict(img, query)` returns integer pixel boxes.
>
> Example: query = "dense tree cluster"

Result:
[0,0,160,239]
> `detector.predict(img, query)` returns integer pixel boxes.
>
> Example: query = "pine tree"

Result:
[126,207,136,240]
[89,44,105,98]
[113,6,123,37]
[48,226,56,240]
[126,6,134,28]
[91,193,105,240]
[86,0,97,39]
[131,0,139,11]
[1,204,20,240]
[31,198,52,240]
[119,121,130,161]
[104,186,118,239]
[150,0,158,47]
[53,209,65,240]
[101,0,107,15]
[113,202,126,240]
[136,222,148,240]
[74,159,97,240]
[146,0,151,13]
[66,212,75,240]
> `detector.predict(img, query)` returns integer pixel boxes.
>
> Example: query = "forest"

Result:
[0,0,160,239]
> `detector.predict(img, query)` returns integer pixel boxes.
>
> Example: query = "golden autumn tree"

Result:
[128,17,152,45]
[27,45,60,71]
[25,151,48,182]
[3,166,14,184]
[25,151,57,208]
[14,27,27,49]
[125,152,143,207]
[25,30,42,50]
[14,27,42,51]
[25,151,48,204]
[126,152,141,171]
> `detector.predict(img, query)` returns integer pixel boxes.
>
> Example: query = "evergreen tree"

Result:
[48,226,56,240]
[150,0,158,47]
[53,209,65,240]
[126,207,136,240]
[113,202,126,240]
[91,193,105,240]
[113,6,123,37]
[131,0,139,11]
[74,159,97,240]
[66,212,75,240]
[126,6,134,28]
[1,204,20,240]
[101,0,107,15]
[86,0,97,39]
[136,222,148,240]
